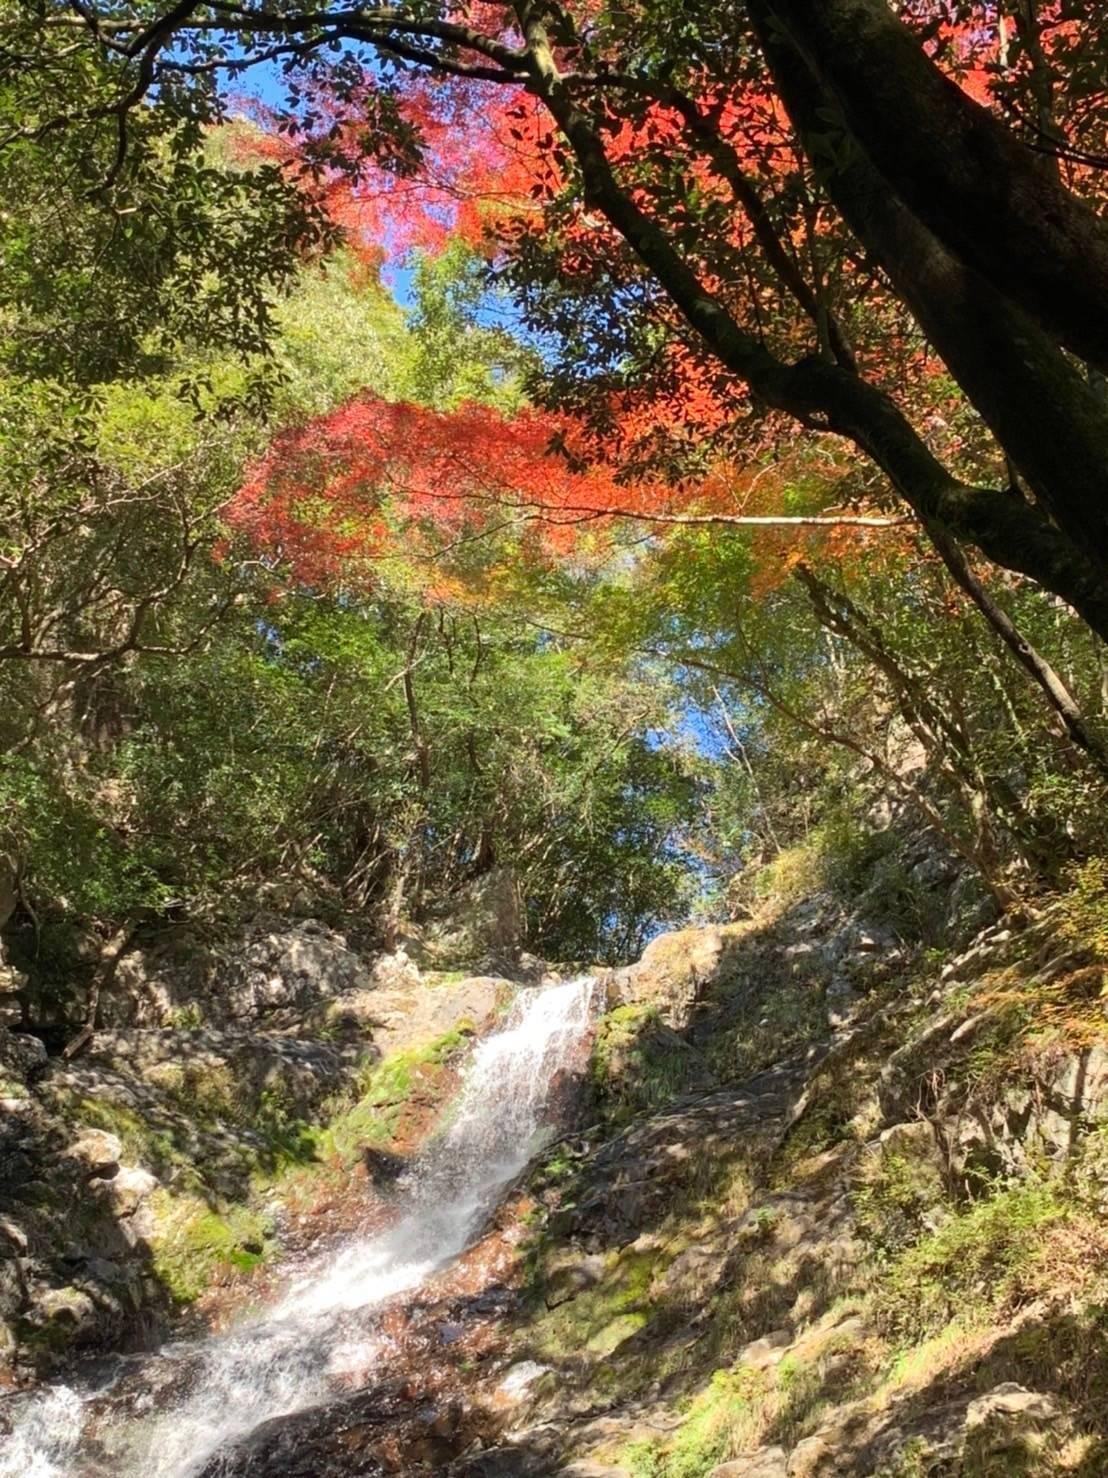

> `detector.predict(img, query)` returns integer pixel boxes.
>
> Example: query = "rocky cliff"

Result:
[470,891,1108,1478]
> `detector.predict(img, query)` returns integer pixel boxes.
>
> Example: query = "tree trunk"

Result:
[752,20,1108,574]
[758,0,1108,370]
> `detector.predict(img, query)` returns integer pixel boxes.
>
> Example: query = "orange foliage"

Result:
[231,2,1093,589]
[232,74,556,261]
[227,392,874,589]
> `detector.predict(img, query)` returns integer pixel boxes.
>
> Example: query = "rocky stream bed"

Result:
[5,878,1108,1476]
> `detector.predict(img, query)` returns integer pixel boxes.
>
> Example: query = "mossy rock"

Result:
[147,1189,274,1305]
[590,1004,711,1124]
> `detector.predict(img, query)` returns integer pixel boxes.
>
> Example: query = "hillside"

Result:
[492,884,1108,1477]
[4,835,1108,1476]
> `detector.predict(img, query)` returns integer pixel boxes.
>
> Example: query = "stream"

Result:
[1,976,598,1477]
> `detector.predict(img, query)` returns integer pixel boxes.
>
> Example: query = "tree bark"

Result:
[758,0,1108,371]
[513,3,1108,642]
[752,19,1108,575]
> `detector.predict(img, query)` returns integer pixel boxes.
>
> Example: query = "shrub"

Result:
[872,1183,1067,1343]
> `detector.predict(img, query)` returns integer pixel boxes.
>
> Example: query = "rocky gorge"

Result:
[3,851,1108,1477]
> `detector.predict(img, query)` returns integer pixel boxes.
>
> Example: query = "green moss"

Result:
[533,1246,663,1364]
[147,1189,274,1305]
[625,1367,761,1478]
[590,1005,705,1124]
[872,1182,1068,1343]
[164,1004,204,1030]
[287,1025,475,1172]
[587,1311,649,1355]
[59,1093,225,1197]
[425,969,469,987]
[144,1059,237,1123]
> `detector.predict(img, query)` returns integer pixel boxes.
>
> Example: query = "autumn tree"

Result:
[10,1,1108,642]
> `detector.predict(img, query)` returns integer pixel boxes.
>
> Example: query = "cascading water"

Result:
[1,976,598,1478]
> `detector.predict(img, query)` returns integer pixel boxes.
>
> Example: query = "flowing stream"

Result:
[1,975,598,1478]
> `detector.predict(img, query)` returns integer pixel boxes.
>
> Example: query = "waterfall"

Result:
[0,976,598,1478]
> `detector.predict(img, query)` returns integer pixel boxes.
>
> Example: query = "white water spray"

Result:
[0,976,597,1478]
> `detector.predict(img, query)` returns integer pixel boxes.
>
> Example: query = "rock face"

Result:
[5,875,1107,1478]
[472,903,1108,1478]
[101,915,374,1028]
[605,924,741,1030]
[195,1382,477,1477]
[325,972,511,1059]
[0,1027,46,1091]
[710,1451,788,1478]
[0,909,528,1382]
[0,859,26,1027]
[406,867,524,970]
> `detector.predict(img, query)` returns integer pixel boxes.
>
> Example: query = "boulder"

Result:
[710,1450,788,1478]
[328,974,507,1058]
[415,867,524,967]
[63,1129,122,1179]
[102,916,372,1028]
[107,1165,158,1218]
[947,1042,1108,1183]
[607,925,740,1030]
[0,1028,45,1086]
[736,1330,793,1372]
[964,1383,1060,1430]
[542,1253,606,1308]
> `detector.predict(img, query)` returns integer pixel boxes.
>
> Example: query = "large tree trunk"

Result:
[759,0,1108,371]
[753,20,1108,575]
[515,3,1108,642]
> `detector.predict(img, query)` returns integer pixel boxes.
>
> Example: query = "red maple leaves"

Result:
[230,5,1070,591]
[229,394,670,585]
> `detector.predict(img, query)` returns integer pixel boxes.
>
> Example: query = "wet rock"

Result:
[449,1448,556,1477]
[543,1253,605,1308]
[198,1382,479,1477]
[362,1146,407,1185]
